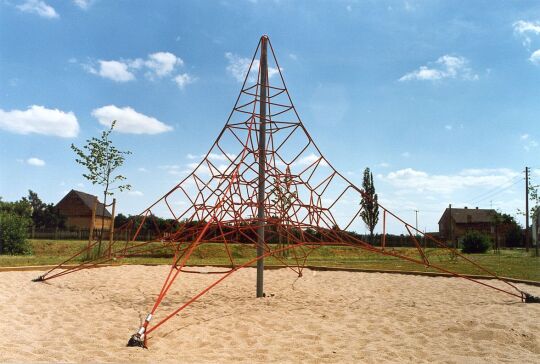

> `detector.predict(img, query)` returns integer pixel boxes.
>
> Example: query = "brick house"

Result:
[56,190,112,230]
[438,207,496,243]
[439,206,524,248]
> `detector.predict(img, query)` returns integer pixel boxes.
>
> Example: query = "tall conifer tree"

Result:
[361,167,379,240]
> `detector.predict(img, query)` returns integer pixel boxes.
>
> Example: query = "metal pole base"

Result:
[32,275,44,282]
[522,292,540,303]
[126,333,146,348]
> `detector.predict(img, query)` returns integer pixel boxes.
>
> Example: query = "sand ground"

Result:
[0,265,539,363]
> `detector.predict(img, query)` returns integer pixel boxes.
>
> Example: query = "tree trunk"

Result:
[98,191,108,256]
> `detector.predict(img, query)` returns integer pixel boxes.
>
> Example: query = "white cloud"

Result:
[225,53,254,82]
[84,52,195,87]
[529,49,540,65]
[399,55,478,82]
[520,134,538,151]
[185,153,236,161]
[378,162,390,168]
[161,160,230,177]
[160,153,236,178]
[528,141,539,149]
[513,20,540,35]
[297,153,328,166]
[381,168,519,194]
[73,0,92,10]
[512,20,540,64]
[524,140,539,151]
[27,157,45,166]
[404,1,415,12]
[445,124,453,131]
[401,152,411,158]
[91,105,173,134]
[128,190,144,196]
[207,153,236,161]
[159,164,200,177]
[144,52,183,79]
[137,167,148,172]
[87,60,135,82]
[225,52,281,82]
[0,105,79,137]
[174,73,196,89]
[513,20,540,47]
[17,0,58,19]
[186,162,202,172]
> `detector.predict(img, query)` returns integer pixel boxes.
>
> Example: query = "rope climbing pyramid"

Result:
[33,35,539,348]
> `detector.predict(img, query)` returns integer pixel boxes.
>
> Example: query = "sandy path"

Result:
[0,265,538,363]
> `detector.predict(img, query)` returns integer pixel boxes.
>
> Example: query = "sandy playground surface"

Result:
[0,265,539,363]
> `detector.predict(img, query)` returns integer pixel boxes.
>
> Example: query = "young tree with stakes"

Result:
[361,167,379,241]
[71,120,131,255]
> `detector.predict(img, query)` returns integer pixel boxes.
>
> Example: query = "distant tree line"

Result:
[23,190,66,229]
[111,212,437,249]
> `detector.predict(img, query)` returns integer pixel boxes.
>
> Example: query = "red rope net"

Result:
[35,36,529,348]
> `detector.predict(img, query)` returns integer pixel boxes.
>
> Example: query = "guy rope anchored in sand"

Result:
[32,35,540,349]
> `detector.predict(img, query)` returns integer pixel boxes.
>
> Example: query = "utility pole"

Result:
[414,209,419,233]
[256,35,268,298]
[525,167,530,253]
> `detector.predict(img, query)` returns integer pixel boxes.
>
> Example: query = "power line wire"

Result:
[471,178,523,205]
[467,175,523,203]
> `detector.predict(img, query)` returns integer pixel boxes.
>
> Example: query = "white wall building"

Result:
[533,212,539,247]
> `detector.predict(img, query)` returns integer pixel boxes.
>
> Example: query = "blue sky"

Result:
[1,0,539,233]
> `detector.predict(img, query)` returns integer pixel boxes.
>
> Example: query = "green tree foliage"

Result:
[530,181,539,223]
[71,121,131,253]
[505,225,523,248]
[113,213,179,240]
[517,176,539,229]
[114,213,129,228]
[461,231,491,254]
[22,190,65,229]
[360,167,379,239]
[492,211,523,248]
[0,198,32,254]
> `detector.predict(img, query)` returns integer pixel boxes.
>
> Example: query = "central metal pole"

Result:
[256,36,268,298]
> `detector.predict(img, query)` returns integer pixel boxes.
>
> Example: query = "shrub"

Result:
[461,231,491,254]
[0,212,32,255]
[505,225,523,248]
